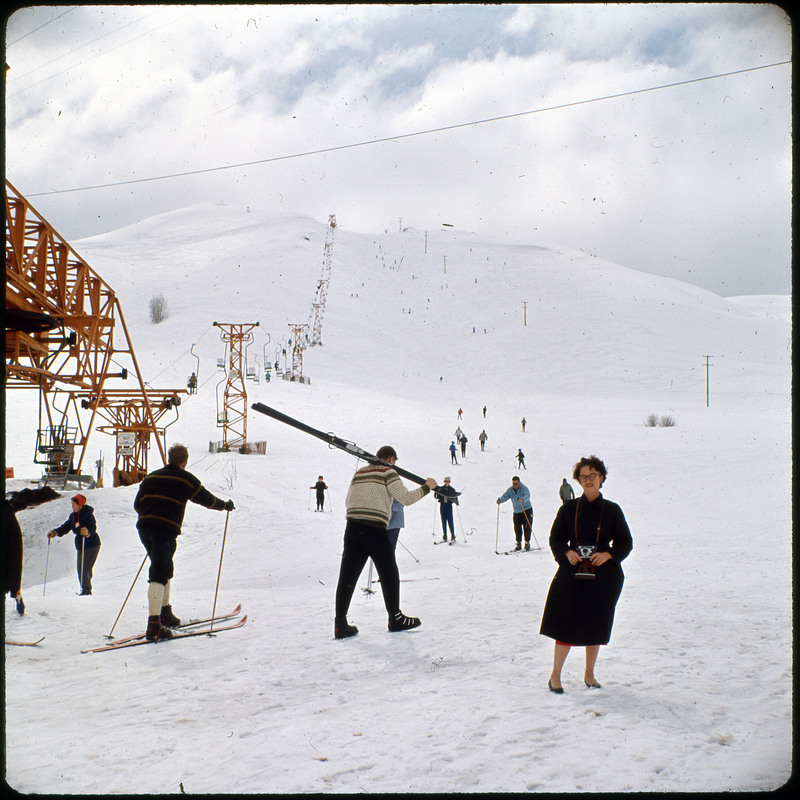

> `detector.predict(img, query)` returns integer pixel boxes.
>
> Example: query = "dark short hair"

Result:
[572,456,608,482]
[512,476,520,483]
[376,445,397,461]
[168,444,189,466]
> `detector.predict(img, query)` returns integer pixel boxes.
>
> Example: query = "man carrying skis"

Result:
[134,444,235,641]
[497,476,534,551]
[334,446,437,639]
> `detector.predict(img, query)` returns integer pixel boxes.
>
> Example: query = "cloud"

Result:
[4,3,791,295]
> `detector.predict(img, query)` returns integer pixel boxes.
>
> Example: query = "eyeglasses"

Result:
[578,472,601,483]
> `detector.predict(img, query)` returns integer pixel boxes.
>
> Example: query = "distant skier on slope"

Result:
[497,477,534,551]
[437,477,460,543]
[310,476,328,511]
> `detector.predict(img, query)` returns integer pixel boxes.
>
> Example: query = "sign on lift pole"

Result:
[703,355,713,407]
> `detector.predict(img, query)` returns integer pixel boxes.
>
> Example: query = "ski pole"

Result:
[397,537,420,564]
[210,510,230,633]
[455,505,467,542]
[495,503,500,552]
[523,508,540,549]
[43,537,51,597]
[80,535,85,594]
[105,554,148,639]
[432,502,438,540]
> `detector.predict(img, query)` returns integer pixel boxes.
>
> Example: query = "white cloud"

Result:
[4,3,791,295]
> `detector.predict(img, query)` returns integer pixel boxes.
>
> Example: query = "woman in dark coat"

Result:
[539,456,632,692]
[47,494,101,595]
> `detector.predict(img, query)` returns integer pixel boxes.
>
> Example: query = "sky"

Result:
[4,3,792,296]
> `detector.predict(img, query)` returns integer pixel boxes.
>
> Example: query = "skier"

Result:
[457,408,463,419]
[134,444,235,641]
[310,476,328,511]
[517,449,526,469]
[479,430,488,451]
[449,441,458,465]
[460,434,468,457]
[521,417,527,432]
[437,477,460,542]
[483,406,487,418]
[47,494,101,595]
[496,477,534,551]
[187,373,198,394]
[334,445,437,639]
[559,478,575,504]
[454,426,463,442]
[4,498,25,614]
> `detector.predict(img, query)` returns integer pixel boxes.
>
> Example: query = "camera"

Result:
[575,545,597,580]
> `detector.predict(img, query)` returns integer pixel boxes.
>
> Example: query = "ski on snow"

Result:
[83,613,247,653]
[495,547,543,555]
[100,604,242,646]
[251,403,459,499]
[5,637,46,647]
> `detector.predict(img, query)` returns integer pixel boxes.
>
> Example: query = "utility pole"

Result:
[522,301,528,327]
[703,355,713,407]
[443,255,447,274]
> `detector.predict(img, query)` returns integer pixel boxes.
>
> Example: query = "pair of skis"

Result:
[82,604,246,653]
[251,403,459,499]
[495,546,543,555]
[5,637,46,647]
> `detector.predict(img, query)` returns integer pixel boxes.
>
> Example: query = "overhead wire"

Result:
[25,59,790,199]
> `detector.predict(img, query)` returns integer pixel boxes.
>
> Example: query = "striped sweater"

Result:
[134,464,227,535]
[345,464,431,529]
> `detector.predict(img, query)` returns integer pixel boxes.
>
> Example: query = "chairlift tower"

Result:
[288,323,309,380]
[213,321,259,451]
[310,214,336,346]
[5,180,180,484]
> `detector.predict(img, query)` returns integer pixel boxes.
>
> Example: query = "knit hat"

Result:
[71,494,87,508]
[444,477,451,482]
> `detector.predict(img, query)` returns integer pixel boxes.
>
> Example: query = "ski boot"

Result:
[388,611,421,632]
[146,616,175,642]
[160,604,181,628]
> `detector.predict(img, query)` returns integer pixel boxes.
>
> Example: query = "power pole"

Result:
[703,355,713,407]
[522,301,528,327]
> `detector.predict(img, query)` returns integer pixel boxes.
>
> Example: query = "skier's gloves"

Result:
[224,500,235,511]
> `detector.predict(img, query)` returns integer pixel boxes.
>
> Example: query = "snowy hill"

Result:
[4,205,792,793]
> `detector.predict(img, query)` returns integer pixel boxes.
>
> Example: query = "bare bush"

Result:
[149,294,169,324]
[645,414,659,427]
[645,414,676,427]
[660,415,676,427]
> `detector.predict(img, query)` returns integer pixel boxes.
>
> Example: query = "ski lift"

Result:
[217,358,225,370]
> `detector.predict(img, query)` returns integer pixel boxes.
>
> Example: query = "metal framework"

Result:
[310,214,336,346]
[5,180,181,482]
[213,321,259,451]
[288,323,308,379]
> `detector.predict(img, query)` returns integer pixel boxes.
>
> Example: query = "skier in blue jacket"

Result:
[497,477,534,550]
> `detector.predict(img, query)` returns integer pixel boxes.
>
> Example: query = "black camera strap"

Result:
[573,497,604,549]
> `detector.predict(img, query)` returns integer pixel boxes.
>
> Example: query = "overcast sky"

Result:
[5,4,792,296]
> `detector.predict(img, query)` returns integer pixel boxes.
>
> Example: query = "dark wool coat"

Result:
[539,494,632,646]
[4,500,23,596]
[54,504,101,550]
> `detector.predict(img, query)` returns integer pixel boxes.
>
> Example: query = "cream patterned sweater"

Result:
[345,464,431,528]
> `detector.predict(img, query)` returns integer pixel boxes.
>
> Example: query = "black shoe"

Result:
[160,604,181,627]
[15,594,25,615]
[514,542,522,551]
[79,590,92,596]
[334,619,359,639]
[524,541,531,551]
[584,680,602,689]
[388,611,421,632]
[145,616,175,642]
[548,679,564,694]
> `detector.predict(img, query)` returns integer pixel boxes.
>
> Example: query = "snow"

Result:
[4,206,792,794]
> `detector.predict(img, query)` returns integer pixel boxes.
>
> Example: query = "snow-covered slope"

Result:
[4,205,791,793]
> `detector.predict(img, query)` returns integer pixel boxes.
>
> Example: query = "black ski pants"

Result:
[512,511,532,544]
[335,519,400,620]
[138,525,178,585]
